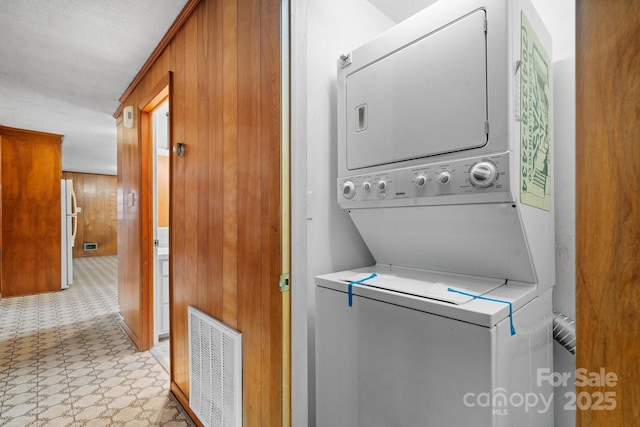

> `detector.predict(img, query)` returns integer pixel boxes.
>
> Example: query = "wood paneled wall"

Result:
[117,112,146,350]
[62,172,117,258]
[576,0,640,424]
[115,0,283,425]
[0,126,62,297]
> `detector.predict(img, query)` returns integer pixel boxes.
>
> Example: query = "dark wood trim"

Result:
[139,74,171,111]
[0,126,63,139]
[116,0,201,108]
[62,170,117,177]
[114,104,125,120]
[119,318,143,350]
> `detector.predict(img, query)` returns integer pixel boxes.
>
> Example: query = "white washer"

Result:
[316,0,555,425]
[316,266,553,426]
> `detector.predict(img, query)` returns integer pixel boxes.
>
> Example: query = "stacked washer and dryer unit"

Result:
[316,0,555,426]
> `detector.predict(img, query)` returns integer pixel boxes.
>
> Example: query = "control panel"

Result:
[338,153,512,208]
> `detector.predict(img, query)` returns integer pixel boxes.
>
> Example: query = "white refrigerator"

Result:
[61,179,77,289]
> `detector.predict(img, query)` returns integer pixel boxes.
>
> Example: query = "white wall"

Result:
[291,2,393,426]
[530,1,576,426]
[550,56,576,427]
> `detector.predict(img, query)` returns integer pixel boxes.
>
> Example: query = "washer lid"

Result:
[317,265,538,327]
[337,270,503,305]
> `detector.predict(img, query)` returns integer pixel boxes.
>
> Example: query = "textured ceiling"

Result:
[0,0,188,175]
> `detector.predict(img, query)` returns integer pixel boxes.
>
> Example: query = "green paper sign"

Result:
[520,12,552,211]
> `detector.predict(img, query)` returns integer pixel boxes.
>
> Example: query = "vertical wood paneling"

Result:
[260,1,282,425]
[159,49,171,78]
[71,173,86,254]
[119,107,143,346]
[116,1,283,425]
[150,58,161,91]
[86,175,97,245]
[222,0,239,331]
[116,119,126,319]
[196,3,210,313]
[185,18,198,290]
[576,0,640,425]
[0,127,62,297]
[181,8,200,397]
[208,0,224,320]
[170,23,189,393]
[237,0,263,421]
[62,171,118,257]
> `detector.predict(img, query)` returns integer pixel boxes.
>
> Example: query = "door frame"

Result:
[138,72,172,351]
[576,1,640,423]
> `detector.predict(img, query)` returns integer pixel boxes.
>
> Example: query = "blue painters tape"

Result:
[348,273,378,307]
[448,287,516,336]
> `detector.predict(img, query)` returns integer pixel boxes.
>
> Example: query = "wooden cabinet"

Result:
[0,126,62,297]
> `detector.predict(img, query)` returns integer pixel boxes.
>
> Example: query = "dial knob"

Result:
[362,181,372,192]
[342,181,356,199]
[437,171,451,185]
[469,161,498,188]
[378,180,387,191]
[415,175,427,188]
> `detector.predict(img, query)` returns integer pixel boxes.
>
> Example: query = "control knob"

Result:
[469,161,498,188]
[362,181,372,192]
[341,180,356,199]
[437,171,451,185]
[378,180,387,191]
[415,175,427,188]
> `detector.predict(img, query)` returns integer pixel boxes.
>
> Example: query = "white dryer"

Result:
[316,0,555,426]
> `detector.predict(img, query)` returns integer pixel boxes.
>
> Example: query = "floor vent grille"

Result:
[188,306,242,427]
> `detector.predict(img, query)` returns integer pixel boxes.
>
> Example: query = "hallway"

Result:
[0,256,193,426]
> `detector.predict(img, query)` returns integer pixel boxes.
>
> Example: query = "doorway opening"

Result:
[138,74,172,370]
[149,99,170,371]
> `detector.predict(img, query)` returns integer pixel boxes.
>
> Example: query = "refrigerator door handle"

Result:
[70,185,78,246]
[71,214,78,247]
[70,185,78,214]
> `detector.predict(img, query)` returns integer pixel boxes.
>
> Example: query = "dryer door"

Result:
[345,9,488,171]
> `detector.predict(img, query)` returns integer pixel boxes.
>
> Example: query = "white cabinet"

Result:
[155,249,170,339]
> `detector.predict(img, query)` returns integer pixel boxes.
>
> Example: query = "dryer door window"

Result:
[345,9,488,171]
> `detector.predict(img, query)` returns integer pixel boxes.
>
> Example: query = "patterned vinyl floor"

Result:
[0,256,194,426]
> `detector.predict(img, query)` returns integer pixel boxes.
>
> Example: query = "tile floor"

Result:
[149,339,170,374]
[0,256,194,426]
